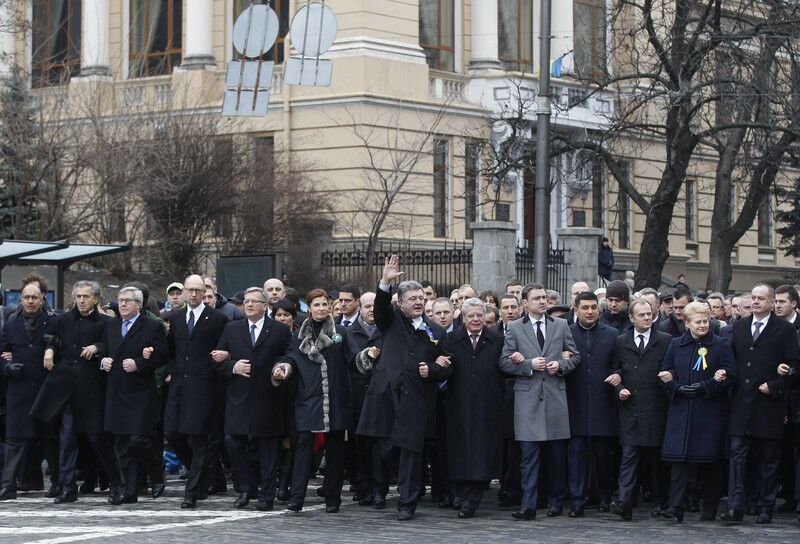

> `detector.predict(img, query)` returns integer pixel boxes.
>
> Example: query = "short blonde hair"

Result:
[682,300,711,321]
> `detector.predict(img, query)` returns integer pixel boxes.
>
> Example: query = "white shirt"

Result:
[186,303,205,326]
[341,312,359,326]
[633,328,651,348]
[411,316,424,330]
[530,315,546,341]
[789,312,797,325]
[751,313,770,337]
[247,316,266,342]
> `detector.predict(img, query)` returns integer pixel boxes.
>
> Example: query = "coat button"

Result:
[750,347,754,351]
[745,379,750,384]
[633,365,638,369]
[747,362,751,367]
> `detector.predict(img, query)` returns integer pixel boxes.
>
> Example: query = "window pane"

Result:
[465,142,479,237]
[129,0,182,78]
[499,0,533,72]
[419,0,455,71]
[433,139,448,238]
[32,0,81,88]
[573,3,592,78]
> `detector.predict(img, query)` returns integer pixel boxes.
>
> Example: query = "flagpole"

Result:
[533,0,552,285]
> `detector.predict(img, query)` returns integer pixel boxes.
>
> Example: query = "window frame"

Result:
[573,0,607,80]
[419,0,456,72]
[433,138,450,238]
[464,141,480,238]
[757,194,773,247]
[498,0,534,73]
[31,0,81,88]
[128,0,183,79]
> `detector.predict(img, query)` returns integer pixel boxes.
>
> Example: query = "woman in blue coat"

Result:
[658,301,737,522]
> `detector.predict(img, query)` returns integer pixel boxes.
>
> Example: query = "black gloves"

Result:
[5,362,23,378]
[676,383,703,399]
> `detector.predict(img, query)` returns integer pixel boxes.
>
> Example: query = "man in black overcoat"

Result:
[101,286,168,505]
[722,284,800,524]
[0,276,59,500]
[607,298,672,520]
[213,286,291,511]
[164,275,228,508]
[32,280,115,503]
[361,255,448,521]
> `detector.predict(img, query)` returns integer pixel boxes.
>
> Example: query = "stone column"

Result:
[469,0,501,71]
[81,0,111,76]
[555,227,602,290]
[0,1,15,79]
[181,0,216,69]
[550,0,574,74]
[471,221,518,294]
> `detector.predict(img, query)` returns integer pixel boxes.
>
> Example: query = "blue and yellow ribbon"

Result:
[692,347,708,371]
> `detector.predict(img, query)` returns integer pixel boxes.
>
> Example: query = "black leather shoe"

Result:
[286,502,302,512]
[397,509,413,521]
[546,506,563,517]
[619,504,633,521]
[598,501,610,513]
[699,511,716,521]
[568,506,585,518]
[255,500,274,511]
[720,509,744,523]
[46,485,62,499]
[109,494,137,505]
[358,495,374,506]
[660,507,684,522]
[151,477,166,499]
[650,505,664,517]
[374,497,387,509]
[325,504,340,513]
[54,489,78,504]
[756,512,772,524]
[181,497,197,509]
[512,507,536,520]
[234,492,251,509]
[0,488,16,501]
[457,509,475,518]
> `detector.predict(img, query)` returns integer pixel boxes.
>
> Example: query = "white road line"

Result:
[0,509,262,518]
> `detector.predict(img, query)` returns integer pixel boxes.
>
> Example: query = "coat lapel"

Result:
[542,316,555,354]
[753,313,778,345]
[188,306,213,338]
[520,316,542,356]
[119,315,144,347]
[253,319,271,350]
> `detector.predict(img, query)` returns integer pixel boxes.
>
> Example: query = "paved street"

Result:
[0,478,797,544]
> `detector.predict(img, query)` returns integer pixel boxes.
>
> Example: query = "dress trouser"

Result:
[166,433,209,500]
[728,435,782,512]
[291,430,345,507]
[225,435,279,502]
[456,480,488,512]
[520,439,567,510]
[617,445,669,507]
[567,436,617,507]
[371,437,397,499]
[113,434,163,497]
[56,405,79,492]
[85,432,121,488]
[501,439,522,499]
[2,437,59,491]
[669,461,722,513]
[397,447,424,512]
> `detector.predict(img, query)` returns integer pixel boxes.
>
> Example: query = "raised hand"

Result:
[381,254,404,284]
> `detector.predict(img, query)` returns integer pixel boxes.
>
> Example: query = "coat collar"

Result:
[678,330,713,347]
[297,315,337,364]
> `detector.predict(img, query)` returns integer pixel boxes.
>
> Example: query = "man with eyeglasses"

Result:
[101,286,168,505]
[0,275,59,500]
[212,286,291,510]
[163,275,228,508]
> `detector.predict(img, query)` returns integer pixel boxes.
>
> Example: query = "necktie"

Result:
[471,334,479,350]
[752,321,763,342]
[187,311,195,335]
[637,334,645,353]
[121,320,131,338]
[536,321,545,349]
[250,323,257,346]
[342,319,350,327]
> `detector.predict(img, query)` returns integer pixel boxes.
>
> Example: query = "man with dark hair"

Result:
[337,285,361,327]
[657,287,694,337]
[600,280,631,335]
[775,285,800,330]
[420,281,437,302]
[505,280,523,302]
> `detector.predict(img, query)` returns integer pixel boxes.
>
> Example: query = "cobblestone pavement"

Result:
[0,478,798,544]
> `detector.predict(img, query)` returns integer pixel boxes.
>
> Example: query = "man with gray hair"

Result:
[101,286,168,505]
[361,255,450,521]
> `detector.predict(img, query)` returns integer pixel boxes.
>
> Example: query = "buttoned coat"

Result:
[611,329,672,447]
[728,313,800,440]
[164,305,228,436]
[499,314,580,442]
[216,317,291,437]
[567,321,618,437]
[103,314,168,435]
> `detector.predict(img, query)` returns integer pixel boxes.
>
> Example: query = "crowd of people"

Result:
[0,258,799,527]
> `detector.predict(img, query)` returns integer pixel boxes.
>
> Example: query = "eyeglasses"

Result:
[118,298,138,304]
[243,298,266,305]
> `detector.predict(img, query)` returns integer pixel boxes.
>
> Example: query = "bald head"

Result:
[184,274,206,308]
[570,281,590,307]
[263,278,285,306]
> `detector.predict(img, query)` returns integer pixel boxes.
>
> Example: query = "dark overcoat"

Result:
[31,307,109,431]
[495,321,516,440]
[346,317,379,421]
[660,332,736,462]
[610,329,671,447]
[216,317,291,437]
[567,321,618,437]
[728,314,800,440]
[1,312,57,438]
[164,305,228,436]
[441,326,504,482]
[281,317,353,433]
[358,287,447,453]
[104,314,168,435]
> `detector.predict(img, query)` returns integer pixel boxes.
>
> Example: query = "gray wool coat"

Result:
[499,314,580,442]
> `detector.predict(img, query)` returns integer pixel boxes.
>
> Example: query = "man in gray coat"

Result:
[500,283,580,521]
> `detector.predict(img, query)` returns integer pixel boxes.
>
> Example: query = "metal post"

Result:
[534,0,552,285]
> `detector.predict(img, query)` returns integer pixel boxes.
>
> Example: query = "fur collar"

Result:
[298,315,336,364]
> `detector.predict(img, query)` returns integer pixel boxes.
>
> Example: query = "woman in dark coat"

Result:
[271,298,300,501]
[440,298,503,518]
[658,301,737,522]
[272,289,354,513]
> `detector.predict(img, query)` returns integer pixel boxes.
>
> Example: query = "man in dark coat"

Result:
[32,280,115,503]
[607,298,672,520]
[101,286,168,505]
[164,275,228,509]
[599,280,632,336]
[0,276,59,500]
[566,292,619,516]
[360,255,448,521]
[214,286,291,510]
[722,284,800,524]
[657,288,693,338]
[440,298,504,518]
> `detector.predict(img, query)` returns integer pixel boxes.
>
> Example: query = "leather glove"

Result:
[676,384,702,399]
[5,362,23,379]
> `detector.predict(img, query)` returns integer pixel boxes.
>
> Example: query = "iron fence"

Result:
[515,241,571,300]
